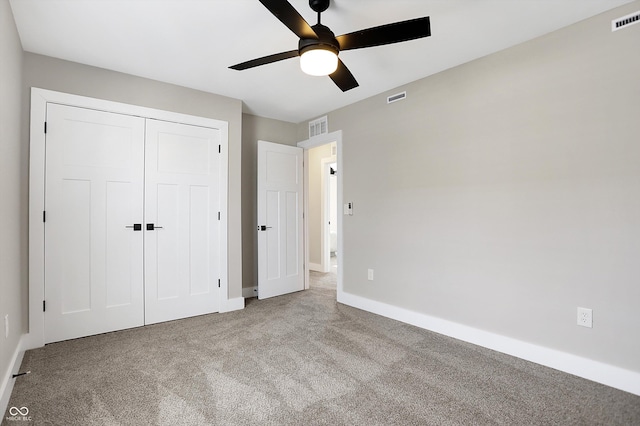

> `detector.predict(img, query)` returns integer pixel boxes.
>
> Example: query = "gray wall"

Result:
[309,2,640,372]
[0,0,25,393]
[241,114,298,290]
[21,53,244,308]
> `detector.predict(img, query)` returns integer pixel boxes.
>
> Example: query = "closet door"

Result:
[144,119,221,324]
[44,104,145,343]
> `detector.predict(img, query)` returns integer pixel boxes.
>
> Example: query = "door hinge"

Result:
[218,279,221,288]
[218,212,220,220]
[43,211,46,222]
[218,145,221,153]
[44,122,47,134]
[43,300,46,312]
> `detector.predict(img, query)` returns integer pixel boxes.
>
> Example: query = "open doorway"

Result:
[307,143,337,289]
[298,131,343,296]
[327,161,338,277]
[307,146,338,290]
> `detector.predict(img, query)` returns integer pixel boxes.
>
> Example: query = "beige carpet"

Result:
[4,272,640,425]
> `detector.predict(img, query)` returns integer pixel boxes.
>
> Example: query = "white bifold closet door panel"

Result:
[144,119,221,324]
[44,104,145,343]
[44,105,222,343]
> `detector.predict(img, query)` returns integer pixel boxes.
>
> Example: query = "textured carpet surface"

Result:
[4,271,640,425]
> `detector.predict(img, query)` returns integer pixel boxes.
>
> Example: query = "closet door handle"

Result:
[146,223,164,231]
[258,225,272,231]
[126,224,142,231]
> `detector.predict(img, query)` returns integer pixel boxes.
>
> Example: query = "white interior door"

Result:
[44,104,145,343]
[257,141,304,299]
[144,119,221,324]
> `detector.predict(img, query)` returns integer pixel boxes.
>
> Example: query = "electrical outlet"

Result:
[4,314,8,339]
[367,269,374,281]
[577,307,593,328]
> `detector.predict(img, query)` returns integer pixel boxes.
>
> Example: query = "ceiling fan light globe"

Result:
[300,48,338,76]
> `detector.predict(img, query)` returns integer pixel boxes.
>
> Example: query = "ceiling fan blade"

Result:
[329,59,359,92]
[336,16,431,51]
[229,50,299,71]
[259,0,318,40]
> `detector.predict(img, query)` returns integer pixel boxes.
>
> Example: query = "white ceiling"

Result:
[9,0,634,123]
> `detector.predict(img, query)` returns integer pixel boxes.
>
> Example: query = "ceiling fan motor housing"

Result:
[299,23,340,56]
[309,0,330,13]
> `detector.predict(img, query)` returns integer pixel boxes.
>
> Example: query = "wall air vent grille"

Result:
[309,116,328,138]
[612,11,640,31]
[387,91,407,104]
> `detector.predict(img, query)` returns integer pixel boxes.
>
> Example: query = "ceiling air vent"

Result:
[309,116,328,138]
[387,91,407,104]
[612,10,640,31]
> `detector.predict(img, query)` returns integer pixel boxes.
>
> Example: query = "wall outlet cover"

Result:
[577,307,593,328]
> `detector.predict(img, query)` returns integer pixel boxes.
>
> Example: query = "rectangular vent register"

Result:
[612,10,640,31]
[387,91,407,104]
[309,116,328,138]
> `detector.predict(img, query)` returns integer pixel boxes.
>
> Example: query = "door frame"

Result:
[27,88,230,350]
[298,131,343,296]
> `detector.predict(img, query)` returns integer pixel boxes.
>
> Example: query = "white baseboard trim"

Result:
[337,291,640,396]
[242,286,258,299]
[1,335,27,417]
[219,297,245,313]
[308,263,323,272]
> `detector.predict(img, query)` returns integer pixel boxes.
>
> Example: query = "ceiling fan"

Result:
[229,0,431,92]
